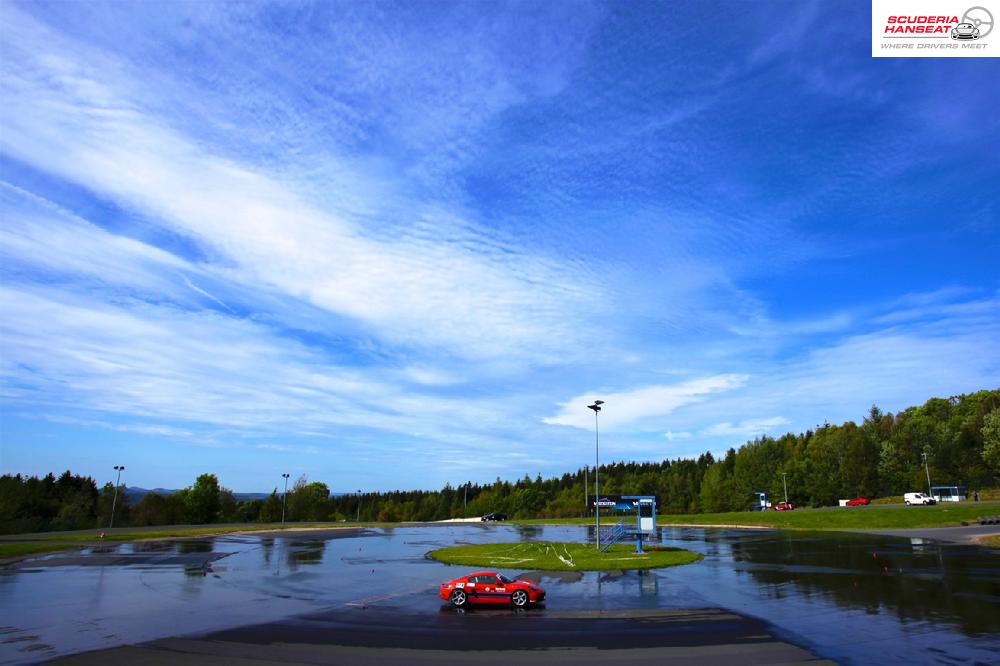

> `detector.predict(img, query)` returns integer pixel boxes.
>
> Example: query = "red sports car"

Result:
[845,497,870,506]
[439,571,545,608]
[773,501,794,511]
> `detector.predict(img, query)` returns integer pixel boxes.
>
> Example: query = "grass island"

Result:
[428,540,702,571]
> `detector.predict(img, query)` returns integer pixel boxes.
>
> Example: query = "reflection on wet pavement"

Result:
[1,525,997,664]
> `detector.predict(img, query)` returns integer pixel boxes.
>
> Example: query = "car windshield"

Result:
[497,573,514,584]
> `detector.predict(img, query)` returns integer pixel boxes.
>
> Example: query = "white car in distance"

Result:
[904,492,937,505]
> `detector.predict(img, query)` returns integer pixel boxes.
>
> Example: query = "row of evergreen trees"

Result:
[0,472,240,534]
[3,389,998,533]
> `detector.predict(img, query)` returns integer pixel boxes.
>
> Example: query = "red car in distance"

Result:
[439,571,545,608]
[845,497,870,506]
[773,501,794,511]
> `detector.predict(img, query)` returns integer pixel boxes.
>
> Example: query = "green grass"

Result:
[0,543,78,558]
[655,505,992,530]
[1,522,379,543]
[428,541,702,571]
[515,504,992,530]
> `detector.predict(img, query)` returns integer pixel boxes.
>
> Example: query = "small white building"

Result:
[930,485,967,502]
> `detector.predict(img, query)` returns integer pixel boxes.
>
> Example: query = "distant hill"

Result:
[124,487,176,501]
[124,487,271,502]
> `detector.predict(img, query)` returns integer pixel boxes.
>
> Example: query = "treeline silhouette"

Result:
[3,389,997,533]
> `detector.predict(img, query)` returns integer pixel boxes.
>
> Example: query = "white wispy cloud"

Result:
[0,6,605,363]
[34,414,198,441]
[638,298,1000,459]
[0,275,543,465]
[543,374,749,430]
[702,417,790,438]
[0,183,192,295]
[256,444,324,456]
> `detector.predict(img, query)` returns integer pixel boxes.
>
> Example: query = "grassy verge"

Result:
[0,522,383,543]
[515,504,992,530]
[655,505,991,530]
[428,541,701,571]
[0,543,78,559]
[978,535,1000,548]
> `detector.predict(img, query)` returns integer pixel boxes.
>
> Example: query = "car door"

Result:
[464,575,480,601]
[476,575,505,604]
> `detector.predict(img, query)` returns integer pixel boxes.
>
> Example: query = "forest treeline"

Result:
[3,389,998,533]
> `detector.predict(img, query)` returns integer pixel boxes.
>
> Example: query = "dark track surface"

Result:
[56,606,829,665]
[207,606,778,651]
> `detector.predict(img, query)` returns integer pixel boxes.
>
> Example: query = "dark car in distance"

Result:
[481,512,508,521]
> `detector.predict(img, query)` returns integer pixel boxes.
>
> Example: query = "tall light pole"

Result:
[782,472,788,504]
[588,400,604,550]
[464,484,468,516]
[109,465,125,529]
[281,473,290,524]
[922,451,932,495]
[357,489,362,522]
[584,465,588,514]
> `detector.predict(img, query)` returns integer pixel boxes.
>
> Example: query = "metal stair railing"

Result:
[600,519,627,552]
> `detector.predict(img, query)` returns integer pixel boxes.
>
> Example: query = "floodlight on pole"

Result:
[281,473,290,524]
[588,400,604,551]
[109,465,125,529]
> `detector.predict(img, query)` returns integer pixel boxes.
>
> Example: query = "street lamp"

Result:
[922,451,932,495]
[109,465,125,529]
[357,489,362,523]
[782,472,788,504]
[588,400,604,550]
[281,473,290,524]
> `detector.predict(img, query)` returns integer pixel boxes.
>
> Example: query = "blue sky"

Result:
[1,1,998,493]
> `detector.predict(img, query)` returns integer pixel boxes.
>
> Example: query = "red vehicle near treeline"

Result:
[845,497,871,506]
[773,501,794,511]
[439,571,546,608]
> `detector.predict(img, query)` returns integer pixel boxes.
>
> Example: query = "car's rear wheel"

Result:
[511,589,529,608]
[905,501,910,505]
[450,589,467,607]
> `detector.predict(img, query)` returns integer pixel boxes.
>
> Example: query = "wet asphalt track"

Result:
[2,524,998,664]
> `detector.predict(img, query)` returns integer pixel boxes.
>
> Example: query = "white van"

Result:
[904,492,936,505]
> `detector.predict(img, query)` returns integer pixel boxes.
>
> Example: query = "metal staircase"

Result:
[600,519,627,552]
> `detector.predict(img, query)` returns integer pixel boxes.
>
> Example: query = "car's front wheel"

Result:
[905,501,910,505]
[511,589,529,608]
[450,589,467,607]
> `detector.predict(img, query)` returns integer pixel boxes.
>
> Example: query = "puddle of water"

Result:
[0,525,997,664]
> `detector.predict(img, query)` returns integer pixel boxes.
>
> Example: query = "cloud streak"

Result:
[0,5,605,363]
[543,375,750,430]
[703,417,790,438]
